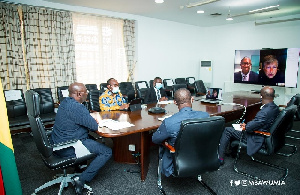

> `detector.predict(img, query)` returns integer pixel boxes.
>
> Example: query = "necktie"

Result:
[242,75,246,81]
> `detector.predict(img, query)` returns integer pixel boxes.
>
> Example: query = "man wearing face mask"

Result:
[99,78,129,111]
[144,77,168,104]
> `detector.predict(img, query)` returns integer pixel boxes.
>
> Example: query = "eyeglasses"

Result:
[241,62,252,66]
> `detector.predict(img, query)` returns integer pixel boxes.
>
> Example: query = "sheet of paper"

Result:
[98,119,134,130]
[157,100,174,104]
[232,124,243,131]
[158,115,172,121]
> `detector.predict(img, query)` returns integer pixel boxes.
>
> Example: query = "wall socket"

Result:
[129,144,135,151]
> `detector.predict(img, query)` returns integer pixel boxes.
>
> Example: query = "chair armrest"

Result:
[163,141,175,153]
[53,140,91,158]
[253,130,270,136]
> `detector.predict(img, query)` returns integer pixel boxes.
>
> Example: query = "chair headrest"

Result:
[25,90,40,117]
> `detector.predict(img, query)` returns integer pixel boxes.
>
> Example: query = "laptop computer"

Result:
[200,88,223,103]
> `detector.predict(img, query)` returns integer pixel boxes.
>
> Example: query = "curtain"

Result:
[123,20,136,83]
[22,5,76,100]
[72,13,128,85]
[0,3,26,91]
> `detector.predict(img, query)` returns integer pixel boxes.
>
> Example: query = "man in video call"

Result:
[258,55,285,86]
[152,88,209,177]
[144,77,168,104]
[218,86,279,166]
[234,57,258,83]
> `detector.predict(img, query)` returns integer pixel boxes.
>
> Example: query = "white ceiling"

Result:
[44,0,300,27]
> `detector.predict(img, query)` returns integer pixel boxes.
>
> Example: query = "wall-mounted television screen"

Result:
[234,48,299,88]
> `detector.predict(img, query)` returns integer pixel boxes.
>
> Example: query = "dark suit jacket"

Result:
[234,71,259,84]
[144,87,167,104]
[244,102,279,156]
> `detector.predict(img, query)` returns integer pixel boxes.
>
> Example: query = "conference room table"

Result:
[91,91,262,181]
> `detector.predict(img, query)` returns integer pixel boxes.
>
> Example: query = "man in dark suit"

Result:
[218,86,279,165]
[152,88,209,177]
[144,77,168,104]
[234,57,258,84]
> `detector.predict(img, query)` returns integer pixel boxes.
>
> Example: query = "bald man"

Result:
[152,88,209,177]
[218,86,279,165]
[234,57,258,83]
[51,82,112,195]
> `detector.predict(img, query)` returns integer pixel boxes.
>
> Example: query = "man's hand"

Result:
[119,103,129,110]
[240,123,246,131]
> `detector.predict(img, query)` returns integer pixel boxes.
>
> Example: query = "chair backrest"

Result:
[149,80,154,88]
[287,94,300,120]
[173,116,224,177]
[4,89,27,118]
[88,89,101,112]
[25,90,53,158]
[119,82,135,102]
[57,86,69,103]
[85,84,98,91]
[163,79,174,90]
[186,77,195,84]
[172,84,187,94]
[135,81,149,90]
[175,78,186,84]
[32,88,55,114]
[99,83,108,91]
[264,105,297,154]
[194,80,206,96]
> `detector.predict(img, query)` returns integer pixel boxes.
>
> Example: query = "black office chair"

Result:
[32,88,56,123]
[194,80,207,96]
[4,89,30,132]
[285,94,300,139]
[172,84,187,95]
[85,84,98,91]
[88,89,101,112]
[163,79,174,98]
[186,77,195,94]
[158,116,225,195]
[99,83,108,92]
[135,81,149,102]
[57,86,69,104]
[25,90,95,194]
[149,80,154,88]
[174,78,186,85]
[119,82,135,103]
[231,105,297,181]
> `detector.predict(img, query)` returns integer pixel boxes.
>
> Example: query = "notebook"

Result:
[200,88,223,103]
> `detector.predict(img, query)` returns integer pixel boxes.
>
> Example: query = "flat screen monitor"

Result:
[234,48,299,88]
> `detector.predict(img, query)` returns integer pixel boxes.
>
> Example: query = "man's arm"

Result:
[71,103,98,131]
[245,110,268,133]
[152,121,170,144]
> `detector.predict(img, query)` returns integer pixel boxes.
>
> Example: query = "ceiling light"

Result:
[186,0,220,8]
[231,5,280,18]
[226,7,233,21]
[197,10,205,14]
[155,0,164,3]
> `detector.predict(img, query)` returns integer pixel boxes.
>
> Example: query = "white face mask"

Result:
[155,83,163,90]
[112,87,120,94]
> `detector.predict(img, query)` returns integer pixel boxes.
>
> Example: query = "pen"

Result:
[241,119,245,124]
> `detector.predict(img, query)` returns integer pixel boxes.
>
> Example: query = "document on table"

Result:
[232,124,243,131]
[98,119,134,131]
[157,100,174,105]
[158,115,172,121]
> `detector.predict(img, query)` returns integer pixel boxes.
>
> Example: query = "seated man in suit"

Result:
[218,86,279,165]
[51,82,112,195]
[99,78,129,111]
[144,77,168,104]
[234,57,258,84]
[152,88,209,177]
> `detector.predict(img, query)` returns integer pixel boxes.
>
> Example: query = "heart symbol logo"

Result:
[234,180,240,186]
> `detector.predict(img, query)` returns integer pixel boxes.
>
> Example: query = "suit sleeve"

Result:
[70,103,98,131]
[152,120,170,144]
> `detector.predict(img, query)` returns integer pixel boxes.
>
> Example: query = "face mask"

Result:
[112,87,119,94]
[155,83,163,90]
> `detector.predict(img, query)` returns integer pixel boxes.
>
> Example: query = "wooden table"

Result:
[91,91,261,181]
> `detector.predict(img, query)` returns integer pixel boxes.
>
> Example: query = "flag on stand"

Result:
[0,80,22,195]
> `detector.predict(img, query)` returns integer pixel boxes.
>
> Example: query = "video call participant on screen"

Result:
[99,78,129,111]
[258,55,285,86]
[234,57,258,83]
[218,86,279,166]
[152,88,209,177]
[144,77,168,104]
[51,82,112,195]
